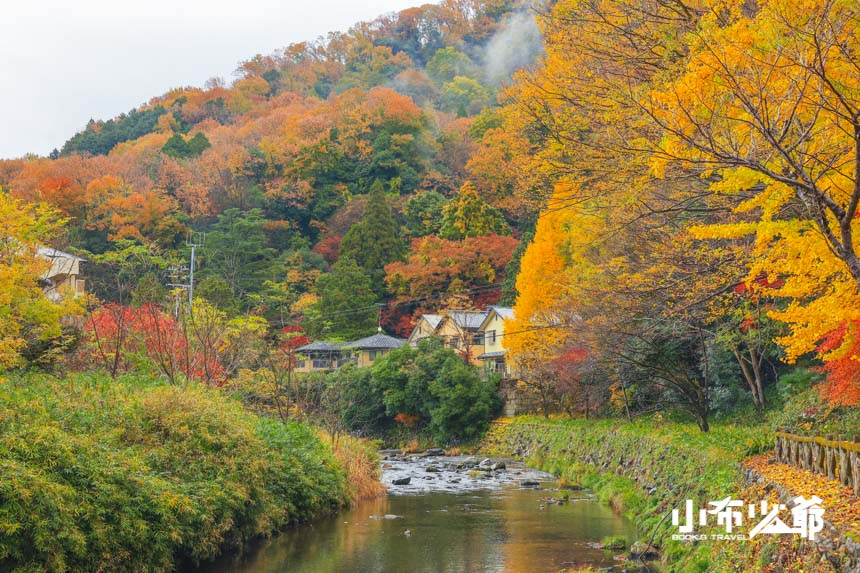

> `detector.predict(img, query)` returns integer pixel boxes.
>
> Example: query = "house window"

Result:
[486,330,496,344]
[450,337,460,348]
[472,333,484,345]
[368,350,382,361]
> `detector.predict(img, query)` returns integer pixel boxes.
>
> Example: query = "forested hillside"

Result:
[0,0,540,344]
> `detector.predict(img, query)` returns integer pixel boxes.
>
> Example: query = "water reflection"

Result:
[200,487,638,573]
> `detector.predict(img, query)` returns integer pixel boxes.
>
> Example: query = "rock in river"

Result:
[392,477,412,486]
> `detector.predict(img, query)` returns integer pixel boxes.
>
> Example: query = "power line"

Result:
[305,281,507,322]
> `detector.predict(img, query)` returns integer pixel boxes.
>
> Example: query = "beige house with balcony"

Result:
[477,306,515,378]
[432,310,488,366]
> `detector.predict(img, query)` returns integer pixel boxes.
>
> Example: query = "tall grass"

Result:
[326,434,387,501]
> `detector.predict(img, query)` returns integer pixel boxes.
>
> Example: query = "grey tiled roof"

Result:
[422,314,443,329]
[296,341,343,353]
[489,306,514,319]
[345,333,407,350]
[446,310,489,329]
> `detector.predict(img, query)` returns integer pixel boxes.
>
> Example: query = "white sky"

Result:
[0,0,422,159]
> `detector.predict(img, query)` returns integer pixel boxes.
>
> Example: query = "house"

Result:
[38,247,85,302]
[433,310,489,366]
[476,306,515,378]
[407,313,443,347]
[294,341,346,373]
[344,333,408,367]
[295,331,406,372]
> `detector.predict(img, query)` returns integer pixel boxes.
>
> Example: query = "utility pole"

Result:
[167,264,189,318]
[186,232,204,307]
[165,232,203,315]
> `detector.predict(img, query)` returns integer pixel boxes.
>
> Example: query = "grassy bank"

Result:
[0,372,365,572]
[482,416,773,571]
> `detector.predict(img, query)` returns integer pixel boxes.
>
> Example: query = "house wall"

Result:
[436,317,485,366]
[481,314,506,355]
[408,319,437,347]
[355,349,390,368]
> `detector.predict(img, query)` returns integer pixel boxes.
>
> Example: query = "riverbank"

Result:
[0,371,376,572]
[481,417,786,571]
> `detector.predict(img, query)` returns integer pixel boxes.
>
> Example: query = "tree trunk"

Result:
[733,347,764,411]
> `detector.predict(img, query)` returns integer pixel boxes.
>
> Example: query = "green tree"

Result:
[162,132,210,158]
[199,208,278,302]
[440,77,492,117]
[161,133,191,158]
[426,47,477,85]
[186,132,211,156]
[372,338,500,443]
[339,180,406,295]
[306,257,378,340]
[439,182,510,240]
[404,191,448,237]
[499,226,534,305]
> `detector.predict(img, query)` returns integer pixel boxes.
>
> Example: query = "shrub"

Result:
[0,372,349,572]
[372,337,500,443]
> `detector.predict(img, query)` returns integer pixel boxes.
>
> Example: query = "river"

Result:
[198,453,645,572]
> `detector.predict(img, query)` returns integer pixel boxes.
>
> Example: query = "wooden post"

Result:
[838,437,850,487]
[811,441,822,475]
[851,449,860,496]
[825,444,836,480]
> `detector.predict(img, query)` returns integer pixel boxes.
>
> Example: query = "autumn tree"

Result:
[816,321,860,406]
[385,234,517,304]
[439,181,510,239]
[0,194,73,369]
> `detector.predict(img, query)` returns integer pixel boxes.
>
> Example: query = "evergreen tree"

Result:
[187,132,211,156]
[161,133,191,158]
[439,181,510,240]
[162,132,210,158]
[306,257,378,340]
[339,180,406,295]
[499,226,535,305]
[199,208,278,302]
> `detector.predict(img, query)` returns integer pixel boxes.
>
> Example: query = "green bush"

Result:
[0,372,349,572]
[372,337,500,443]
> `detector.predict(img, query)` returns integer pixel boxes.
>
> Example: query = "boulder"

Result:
[391,477,411,486]
[629,542,659,560]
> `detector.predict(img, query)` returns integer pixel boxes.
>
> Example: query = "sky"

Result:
[0,0,423,159]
